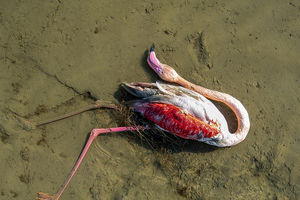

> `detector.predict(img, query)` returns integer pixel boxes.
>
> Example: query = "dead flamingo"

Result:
[35,45,250,199]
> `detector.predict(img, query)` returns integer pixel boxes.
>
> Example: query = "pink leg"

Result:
[37,126,149,200]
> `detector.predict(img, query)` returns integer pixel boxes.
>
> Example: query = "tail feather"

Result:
[121,82,158,98]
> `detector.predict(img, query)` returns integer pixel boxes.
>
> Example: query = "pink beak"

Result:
[147,45,163,74]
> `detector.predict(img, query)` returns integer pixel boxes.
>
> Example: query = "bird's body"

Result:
[122,81,231,147]
[122,45,250,147]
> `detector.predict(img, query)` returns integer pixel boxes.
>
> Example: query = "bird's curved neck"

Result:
[177,76,250,145]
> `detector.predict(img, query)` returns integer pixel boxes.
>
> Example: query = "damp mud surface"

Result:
[0,0,299,199]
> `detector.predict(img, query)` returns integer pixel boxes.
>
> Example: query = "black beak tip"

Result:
[150,44,155,52]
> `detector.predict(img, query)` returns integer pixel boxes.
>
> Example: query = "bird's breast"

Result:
[134,103,221,140]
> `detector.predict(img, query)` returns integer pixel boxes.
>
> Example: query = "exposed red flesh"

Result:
[134,103,220,139]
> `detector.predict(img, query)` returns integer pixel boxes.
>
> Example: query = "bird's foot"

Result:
[7,110,36,130]
[36,192,55,200]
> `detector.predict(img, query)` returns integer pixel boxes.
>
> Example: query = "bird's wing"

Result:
[123,81,228,132]
[154,82,227,125]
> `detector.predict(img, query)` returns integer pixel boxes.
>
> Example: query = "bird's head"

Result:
[147,45,179,83]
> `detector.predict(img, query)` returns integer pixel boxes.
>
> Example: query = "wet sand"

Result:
[0,0,299,199]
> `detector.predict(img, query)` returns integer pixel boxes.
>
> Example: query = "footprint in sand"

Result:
[186,32,212,70]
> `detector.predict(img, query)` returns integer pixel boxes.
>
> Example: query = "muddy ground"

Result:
[0,0,299,199]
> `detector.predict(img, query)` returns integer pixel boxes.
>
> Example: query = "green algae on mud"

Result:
[0,0,299,199]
